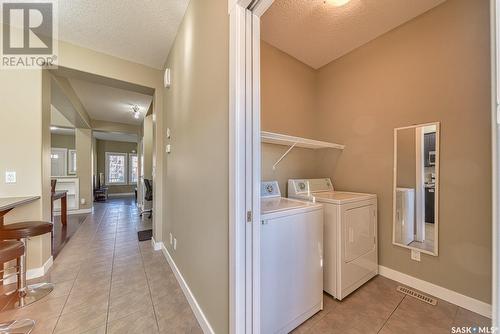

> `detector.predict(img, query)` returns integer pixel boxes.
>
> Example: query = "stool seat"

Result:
[0,241,24,264]
[0,222,52,239]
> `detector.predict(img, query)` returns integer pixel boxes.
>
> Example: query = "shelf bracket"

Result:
[272,142,297,170]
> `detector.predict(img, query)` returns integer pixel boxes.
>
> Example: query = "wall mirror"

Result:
[393,122,440,256]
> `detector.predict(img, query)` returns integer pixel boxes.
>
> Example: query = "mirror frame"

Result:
[392,122,440,256]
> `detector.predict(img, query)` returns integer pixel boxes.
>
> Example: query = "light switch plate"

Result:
[173,238,177,251]
[166,144,171,153]
[170,233,173,245]
[411,249,421,262]
[5,171,16,183]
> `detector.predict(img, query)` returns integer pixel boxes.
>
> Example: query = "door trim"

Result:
[229,1,274,333]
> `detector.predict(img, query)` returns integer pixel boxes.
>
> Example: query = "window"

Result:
[105,152,127,185]
[129,153,138,184]
[68,149,77,175]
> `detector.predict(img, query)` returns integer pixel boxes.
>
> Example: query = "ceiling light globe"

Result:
[326,0,351,7]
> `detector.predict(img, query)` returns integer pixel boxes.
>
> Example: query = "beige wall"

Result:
[396,128,416,189]
[76,129,93,209]
[162,0,229,332]
[261,41,317,137]
[316,0,491,302]
[261,41,322,193]
[96,139,138,194]
[143,115,154,180]
[262,0,491,303]
[0,70,52,270]
[51,134,75,150]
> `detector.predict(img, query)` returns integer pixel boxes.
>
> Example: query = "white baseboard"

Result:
[108,192,135,198]
[159,243,215,334]
[378,265,492,318]
[4,256,53,285]
[151,237,162,251]
[53,207,93,216]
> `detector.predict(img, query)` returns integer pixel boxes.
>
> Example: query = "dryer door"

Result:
[344,204,376,262]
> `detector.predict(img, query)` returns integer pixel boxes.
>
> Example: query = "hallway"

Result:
[0,199,201,333]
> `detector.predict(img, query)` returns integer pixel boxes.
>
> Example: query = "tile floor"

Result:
[0,198,201,334]
[292,276,491,334]
[0,197,491,334]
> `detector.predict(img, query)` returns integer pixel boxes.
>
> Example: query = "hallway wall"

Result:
[162,0,229,332]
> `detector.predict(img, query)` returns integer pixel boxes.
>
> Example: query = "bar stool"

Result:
[0,221,54,308]
[0,240,35,333]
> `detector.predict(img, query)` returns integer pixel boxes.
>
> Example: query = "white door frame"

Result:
[491,0,499,328]
[414,127,425,242]
[229,0,274,333]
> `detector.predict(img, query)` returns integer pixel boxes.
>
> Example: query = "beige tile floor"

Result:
[292,276,491,334]
[0,198,202,334]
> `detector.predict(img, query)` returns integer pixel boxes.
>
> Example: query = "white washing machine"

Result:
[260,181,323,334]
[288,178,378,300]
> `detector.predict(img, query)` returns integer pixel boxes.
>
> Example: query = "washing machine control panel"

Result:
[261,181,281,198]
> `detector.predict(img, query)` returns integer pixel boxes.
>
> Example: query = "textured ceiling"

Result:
[58,0,189,68]
[93,131,138,143]
[261,0,446,69]
[68,78,153,126]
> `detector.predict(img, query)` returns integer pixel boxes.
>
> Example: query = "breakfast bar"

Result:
[0,196,40,225]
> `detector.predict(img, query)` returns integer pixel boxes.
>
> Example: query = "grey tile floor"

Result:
[0,198,201,334]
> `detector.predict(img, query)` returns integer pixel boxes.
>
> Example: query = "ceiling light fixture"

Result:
[132,105,141,119]
[324,0,351,7]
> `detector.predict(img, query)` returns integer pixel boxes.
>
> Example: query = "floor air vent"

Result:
[396,286,437,305]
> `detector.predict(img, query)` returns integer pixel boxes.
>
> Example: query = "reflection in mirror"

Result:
[393,123,439,255]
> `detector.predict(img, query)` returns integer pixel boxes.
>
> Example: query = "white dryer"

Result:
[288,178,378,300]
[260,181,323,334]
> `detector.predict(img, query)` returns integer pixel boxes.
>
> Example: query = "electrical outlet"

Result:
[411,249,421,262]
[166,144,171,153]
[169,233,173,245]
[173,238,177,251]
[80,198,86,205]
[5,171,16,183]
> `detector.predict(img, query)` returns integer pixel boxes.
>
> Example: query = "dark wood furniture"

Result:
[0,221,54,308]
[0,241,35,332]
[94,187,109,202]
[51,191,67,226]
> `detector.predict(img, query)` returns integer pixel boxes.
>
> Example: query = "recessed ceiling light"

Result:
[324,0,351,7]
[132,105,141,119]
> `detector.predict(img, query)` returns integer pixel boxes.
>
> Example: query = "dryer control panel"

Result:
[289,178,334,196]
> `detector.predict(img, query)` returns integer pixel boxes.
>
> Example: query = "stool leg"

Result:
[0,319,35,334]
[15,238,54,308]
[17,239,27,307]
